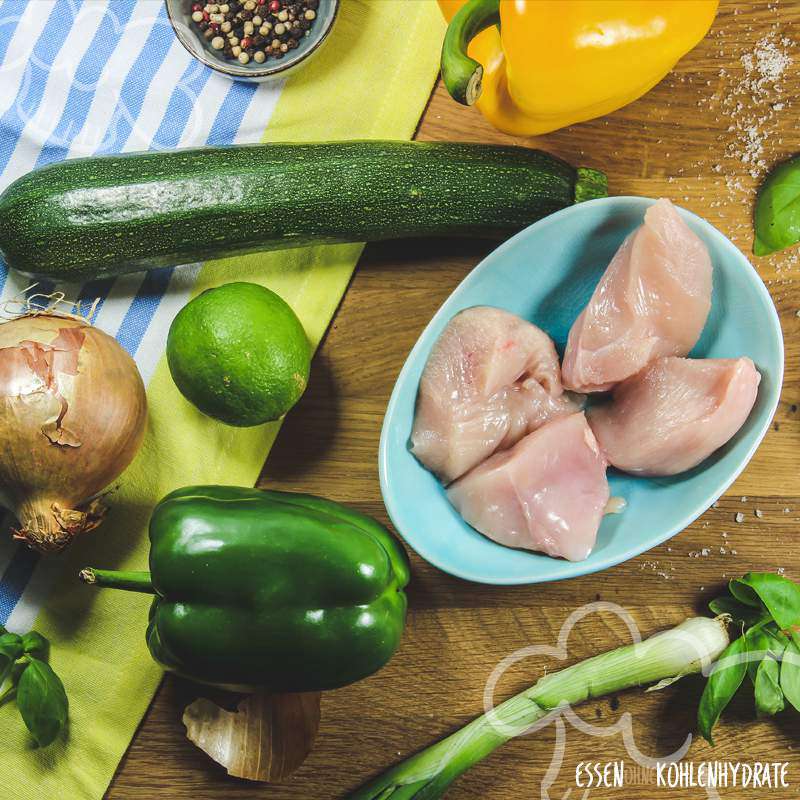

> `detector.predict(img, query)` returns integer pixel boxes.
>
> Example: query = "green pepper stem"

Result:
[79,567,154,594]
[440,0,500,106]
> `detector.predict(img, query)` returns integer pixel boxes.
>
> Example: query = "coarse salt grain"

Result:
[735,512,745,523]
[712,30,795,193]
[747,35,792,84]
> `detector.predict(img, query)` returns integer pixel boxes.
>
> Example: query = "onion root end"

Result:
[13,498,107,553]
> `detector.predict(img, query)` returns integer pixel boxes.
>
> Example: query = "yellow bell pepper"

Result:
[439,0,719,136]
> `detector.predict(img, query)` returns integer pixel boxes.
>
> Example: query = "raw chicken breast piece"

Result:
[447,413,609,561]
[588,356,760,477]
[562,199,713,393]
[411,306,578,483]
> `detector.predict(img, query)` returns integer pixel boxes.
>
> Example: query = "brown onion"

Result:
[0,311,147,553]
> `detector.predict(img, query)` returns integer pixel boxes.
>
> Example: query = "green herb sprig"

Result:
[699,572,800,743]
[0,626,67,747]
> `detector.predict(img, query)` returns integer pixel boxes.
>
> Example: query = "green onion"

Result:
[348,617,729,800]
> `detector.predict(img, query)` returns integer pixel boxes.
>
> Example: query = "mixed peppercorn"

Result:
[190,0,319,66]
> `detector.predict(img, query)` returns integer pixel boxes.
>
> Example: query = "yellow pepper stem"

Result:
[441,0,499,106]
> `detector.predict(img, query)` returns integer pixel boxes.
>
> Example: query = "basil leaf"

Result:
[0,633,23,662]
[9,660,26,684]
[780,639,800,712]
[21,631,48,658]
[0,654,10,680]
[709,596,767,626]
[754,656,784,716]
[16,658,68,747]
[732,573,800,646]
[745,627,771,683]
[698,634,749,744]
[763,625,789,659]
[728,578,763,608]
[754,155,800,256]
[745,625,787,672]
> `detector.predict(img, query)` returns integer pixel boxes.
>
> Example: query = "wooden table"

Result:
[108,2,800,798]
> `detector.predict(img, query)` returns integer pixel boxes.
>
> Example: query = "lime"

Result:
[167,282,311,427]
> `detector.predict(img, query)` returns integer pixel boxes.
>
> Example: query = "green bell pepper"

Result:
[80,485,410,692]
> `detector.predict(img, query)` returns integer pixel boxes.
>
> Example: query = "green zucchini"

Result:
[0,141,607,280]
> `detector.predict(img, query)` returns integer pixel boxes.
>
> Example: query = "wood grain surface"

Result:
[107,2,800,798]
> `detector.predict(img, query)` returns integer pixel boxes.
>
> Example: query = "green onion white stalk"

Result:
[348,617,729,800]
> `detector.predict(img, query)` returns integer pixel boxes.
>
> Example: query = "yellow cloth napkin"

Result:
[0,2,445,797]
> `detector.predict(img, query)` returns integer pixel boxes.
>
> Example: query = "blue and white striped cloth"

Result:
[0,0,286,635]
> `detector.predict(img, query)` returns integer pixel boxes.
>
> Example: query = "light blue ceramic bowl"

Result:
[379,196,784,585]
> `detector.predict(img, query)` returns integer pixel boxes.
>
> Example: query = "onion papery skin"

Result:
[0,312,147,553]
